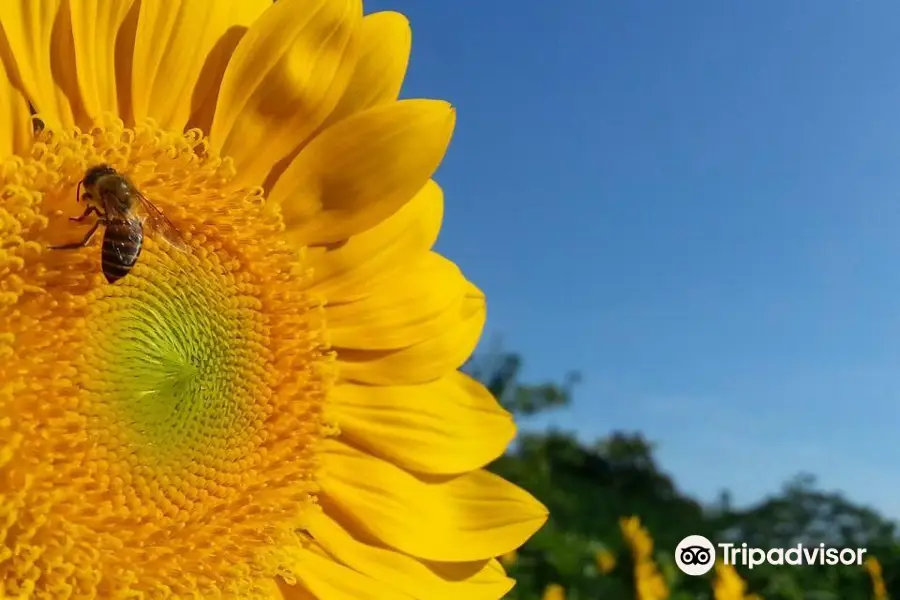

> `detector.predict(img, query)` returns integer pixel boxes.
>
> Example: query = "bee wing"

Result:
[134,191,189,252]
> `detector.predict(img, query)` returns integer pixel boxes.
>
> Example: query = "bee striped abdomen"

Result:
[101,217,143,283]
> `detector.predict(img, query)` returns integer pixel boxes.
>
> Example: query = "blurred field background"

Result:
[467,346,897,600]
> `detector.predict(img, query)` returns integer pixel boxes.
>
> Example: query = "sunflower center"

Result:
[0,115,332,596]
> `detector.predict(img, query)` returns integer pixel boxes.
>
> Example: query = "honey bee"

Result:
[50,164,188,283]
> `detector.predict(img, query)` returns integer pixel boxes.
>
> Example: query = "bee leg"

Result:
[69,205,100,222]
[49,218,106,250]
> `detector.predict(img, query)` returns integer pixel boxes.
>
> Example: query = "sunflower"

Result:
[541,583,566,600]
[0,0,547,597]
[620,517,669,600]
[712,563,761,600]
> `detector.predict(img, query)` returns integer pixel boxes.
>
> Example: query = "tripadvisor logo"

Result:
[719,542,868,569]
[675,535,868,576]
[675,535,716,576]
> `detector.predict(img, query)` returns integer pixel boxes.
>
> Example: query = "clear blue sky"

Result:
[367,1,900,518]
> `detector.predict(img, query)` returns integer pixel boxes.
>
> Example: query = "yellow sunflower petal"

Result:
[326,252,466,350]
[323,11,411,126]
[307,178,443,302]
[271,99,455,246]
[186,15,262,135]
[320,440,548,562]
[210,0,361,187]
[330,372,515,474]
[290,545,415,600]
[0,0,77,127]
[308,510,515,600]
[0,47,30,159]
[276,579,317,600]
[68,0,134,119]
[336,283,484,385]
[130,0,270,131]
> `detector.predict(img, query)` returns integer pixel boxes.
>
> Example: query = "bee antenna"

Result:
[76,180,82,203]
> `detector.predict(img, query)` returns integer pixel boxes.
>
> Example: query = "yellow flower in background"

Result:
[620,516,654,558]
[620,516,669,600]
[713,562,763,600]
[500,549,519,567]
[596,547,617,574]
[0,0,547,597]
[866,556,890,600]
[542,583,566,600]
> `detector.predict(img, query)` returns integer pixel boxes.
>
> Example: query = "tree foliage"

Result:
[464,341,580,416]
[467,347,899,600]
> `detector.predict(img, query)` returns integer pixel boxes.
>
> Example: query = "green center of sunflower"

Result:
[0,114,333,596]
[96,255,268,468]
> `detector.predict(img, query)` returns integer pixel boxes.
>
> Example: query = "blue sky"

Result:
[366,1,900,518]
